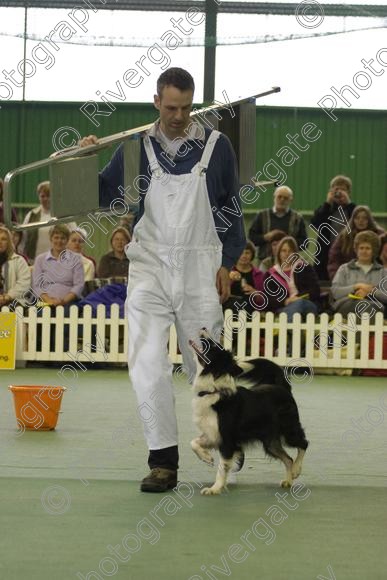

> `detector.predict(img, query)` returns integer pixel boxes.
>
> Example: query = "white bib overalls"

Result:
[125,130,224,450]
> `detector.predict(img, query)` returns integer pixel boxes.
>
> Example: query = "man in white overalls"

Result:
[88,68,246,492]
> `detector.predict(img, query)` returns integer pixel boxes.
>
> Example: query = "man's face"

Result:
[331,182,350,205]
[154,85,193,139]
[274,189,292,212]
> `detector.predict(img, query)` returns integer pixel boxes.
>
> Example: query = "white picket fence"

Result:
[2,305,387,370]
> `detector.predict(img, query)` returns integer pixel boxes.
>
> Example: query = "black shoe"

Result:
[140,467,178,493]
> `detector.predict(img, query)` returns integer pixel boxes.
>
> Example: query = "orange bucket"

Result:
[8,385,66,431]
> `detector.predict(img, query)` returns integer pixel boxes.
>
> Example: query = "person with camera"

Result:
[310,175,356,281]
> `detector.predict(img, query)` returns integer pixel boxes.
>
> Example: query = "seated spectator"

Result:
[0,178,18,225]
[265,236,320,320]
[67,229,95,282]
[32,224,84,306]
[327,205,385,280]
[11,230,30,264]
[97,226,130,279]
[310,174,356,281]
[223,241,265,316]
[248,186,307,261]
[258,230,287,272]
[378,235,387,268]
[331,230,387,317]
[119,212,135,237]
[0,226,31,307]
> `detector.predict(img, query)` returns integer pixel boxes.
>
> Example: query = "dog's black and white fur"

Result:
[190,330,308,496]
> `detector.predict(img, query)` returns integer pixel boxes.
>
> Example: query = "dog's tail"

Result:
[236,358,291,391]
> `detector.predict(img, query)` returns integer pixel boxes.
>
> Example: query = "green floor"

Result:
[0,368,386,580]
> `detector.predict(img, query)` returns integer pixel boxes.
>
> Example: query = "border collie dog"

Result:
[190,330,308,496]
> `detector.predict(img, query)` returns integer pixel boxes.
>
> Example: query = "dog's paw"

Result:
[280,479,293,488]
[192,448,214,467]
[231,451,245,473]
[200,451,215,467]
[291,465,302,479]
[201,486,223,496]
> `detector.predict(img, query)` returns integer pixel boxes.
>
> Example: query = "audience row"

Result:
[226,233,387,318]
[0,224,130,311]
[1,173,386,321]
[249,176,386,282]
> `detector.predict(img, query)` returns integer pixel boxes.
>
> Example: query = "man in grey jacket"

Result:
[248,186,306,261]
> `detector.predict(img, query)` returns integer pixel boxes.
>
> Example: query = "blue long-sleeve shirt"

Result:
[99,125,246,270]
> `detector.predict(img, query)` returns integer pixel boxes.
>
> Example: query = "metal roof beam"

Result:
[1,2,387,18]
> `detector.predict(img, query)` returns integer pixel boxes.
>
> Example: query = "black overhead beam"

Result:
[1,1,387,18]
[204,0,217,102]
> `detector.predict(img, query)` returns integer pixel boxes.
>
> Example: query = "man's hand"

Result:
[78,135,99,147]
[216,267,231,303]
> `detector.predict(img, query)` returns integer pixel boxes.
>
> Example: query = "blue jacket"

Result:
[99,127,246,269]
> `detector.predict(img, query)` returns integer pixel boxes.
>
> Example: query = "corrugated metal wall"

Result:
[1,102,386,213]
[254,107,387,214]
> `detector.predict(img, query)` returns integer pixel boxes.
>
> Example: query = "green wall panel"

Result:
[253,106,387,214]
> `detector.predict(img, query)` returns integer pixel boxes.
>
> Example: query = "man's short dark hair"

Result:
[157,68,195,97]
